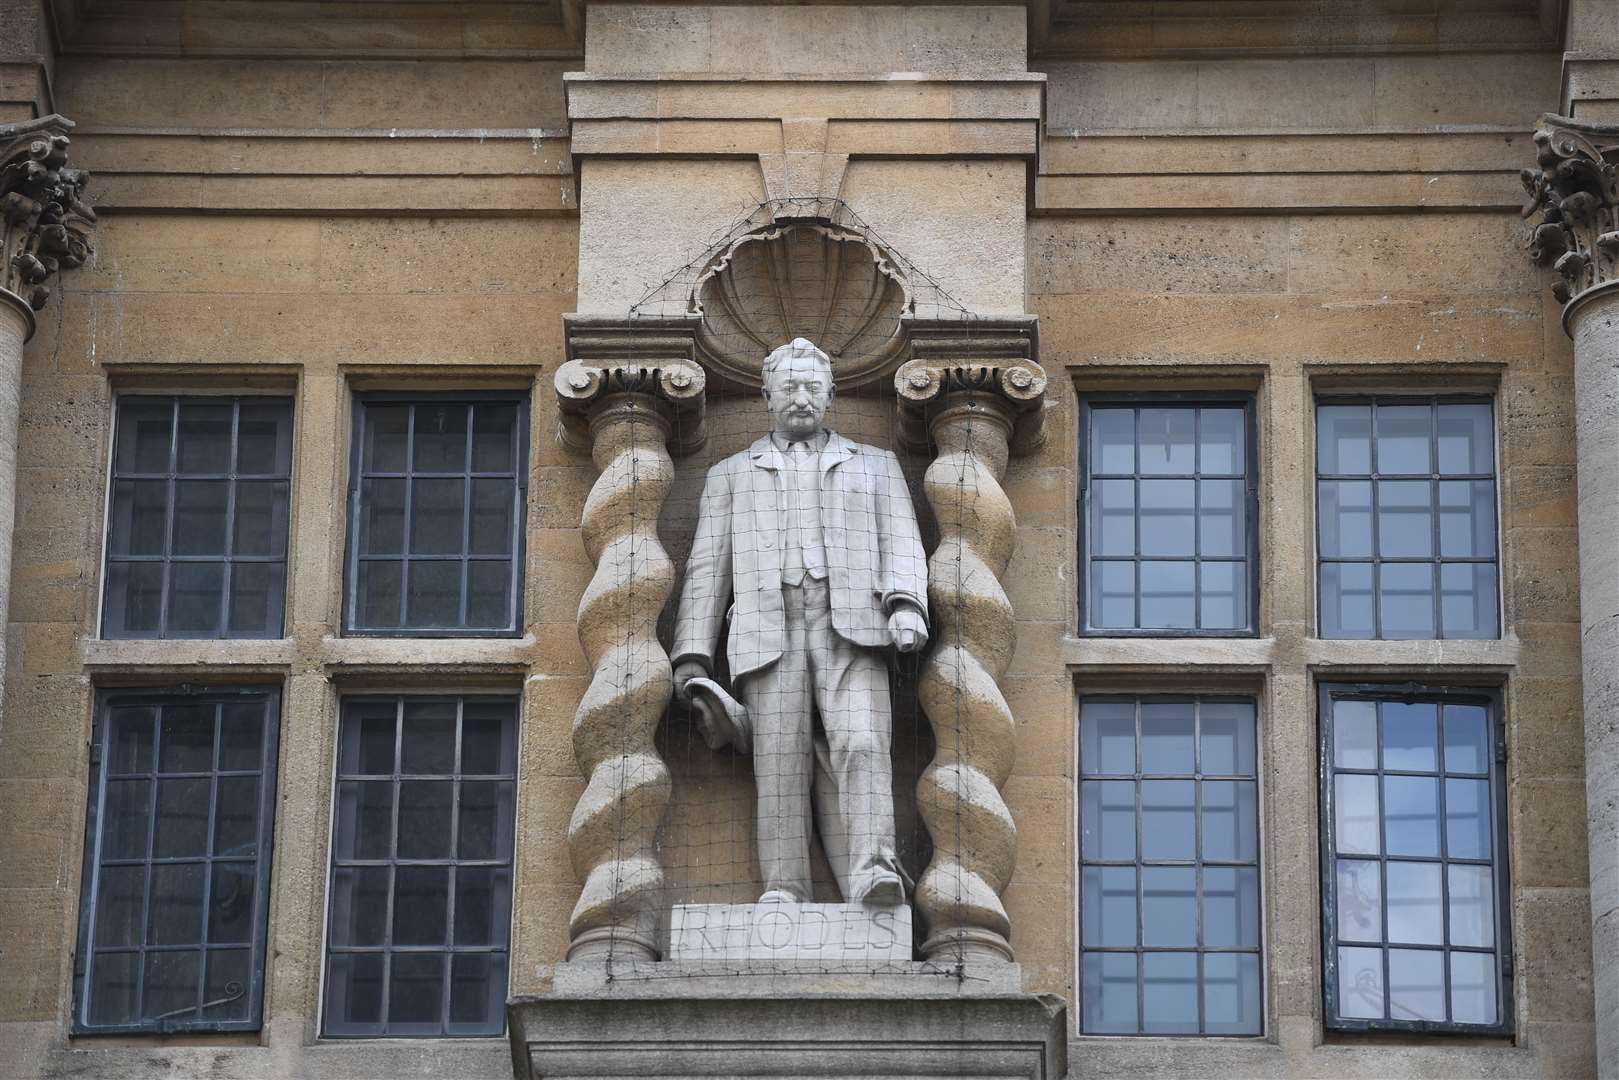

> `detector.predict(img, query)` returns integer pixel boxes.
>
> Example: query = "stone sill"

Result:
[563,72,1049,84]
[81,637,297,674]
[1065,635,1520,674]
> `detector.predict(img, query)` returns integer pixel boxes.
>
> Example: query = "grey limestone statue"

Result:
[673,338,930,908]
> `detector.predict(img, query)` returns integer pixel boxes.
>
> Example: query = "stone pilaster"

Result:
[0,114,92,728]
[553,351,705,961]
[1522,113,1619,1078]
[894,321,1044,965]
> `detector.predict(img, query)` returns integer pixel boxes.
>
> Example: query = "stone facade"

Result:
[0,1,1610,1078]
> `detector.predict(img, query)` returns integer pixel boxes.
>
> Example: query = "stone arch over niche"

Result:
[615,196,973,394]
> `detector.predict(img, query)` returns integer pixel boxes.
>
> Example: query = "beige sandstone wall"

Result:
[0,7,1599,1080]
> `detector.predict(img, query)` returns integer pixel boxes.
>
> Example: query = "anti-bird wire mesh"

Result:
[589,196,995,982]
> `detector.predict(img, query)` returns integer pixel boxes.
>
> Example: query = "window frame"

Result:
[99,393,296,641]
[1077,393,1261,638]
[71,684,282,1036]
[319,693,519,1039]
[342,392,530,639]
[1074,693,1267,1037]
[1317,681,1514,1036]
[1313,395,1501,640]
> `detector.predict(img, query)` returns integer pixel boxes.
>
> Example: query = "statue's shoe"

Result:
[856,870,905,907]
[758,889,802,904]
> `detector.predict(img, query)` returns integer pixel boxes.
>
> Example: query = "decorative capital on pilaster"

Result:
[556,313,708,455]
[554,358,706,455]
[1521,113,1619,310]
[893,316,1045,456]
[0,115,95,324]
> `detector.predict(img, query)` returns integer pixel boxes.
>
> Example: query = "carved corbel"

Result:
[1521,113,1619,309]
[894,327,1047,966]
[0,115,95,325]
[552,355,705,961]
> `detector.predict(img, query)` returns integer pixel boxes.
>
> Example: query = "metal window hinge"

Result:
[88,742,101,767]
[1495,731,1508,764]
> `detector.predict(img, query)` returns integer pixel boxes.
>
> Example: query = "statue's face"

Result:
[764,351,832,440]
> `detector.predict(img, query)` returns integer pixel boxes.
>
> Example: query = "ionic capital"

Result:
[553,358,706,456]
[894,318,1046,457]
[0,115,94,330]
[1521,113,1619,317]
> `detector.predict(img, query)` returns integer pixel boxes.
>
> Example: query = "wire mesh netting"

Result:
[583,197,1002,980]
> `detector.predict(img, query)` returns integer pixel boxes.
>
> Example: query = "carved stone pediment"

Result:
[691,221,910,391]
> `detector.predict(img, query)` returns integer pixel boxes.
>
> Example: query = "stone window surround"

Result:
[99,394,296,641]
[1075,694,1266,1037]
[1077,393,1260,638]
[71,684,282,1037]
[341,391,531,639]
[319,693,521,1040]
[92,381,302,645]
[1062,363,1524,1050]
[1317,682,1514,1036]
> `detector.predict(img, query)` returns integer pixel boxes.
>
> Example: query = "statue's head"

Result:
[762,338,833,441]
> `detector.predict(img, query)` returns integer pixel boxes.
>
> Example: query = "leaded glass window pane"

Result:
[103,397,292,639]
[1079,697,1263,1036]
[346,399,526,635]
[322,696,517,1038]
[73,689,279,1034]
[1081,400,1256,635]
[1315,400,1498,639]
[1320,687,1511,1034]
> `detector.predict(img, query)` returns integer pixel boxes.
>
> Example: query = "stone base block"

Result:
[509,962,1067,1080]
[668,901,911,962]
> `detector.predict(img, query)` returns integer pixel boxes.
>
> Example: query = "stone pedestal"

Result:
[668,902,912,963]
[508,963,1066,1080]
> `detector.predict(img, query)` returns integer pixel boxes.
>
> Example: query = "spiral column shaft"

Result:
[896,354,1045,965]
[555,360,705,961]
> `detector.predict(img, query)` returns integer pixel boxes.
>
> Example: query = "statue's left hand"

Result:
[888,607,929,653]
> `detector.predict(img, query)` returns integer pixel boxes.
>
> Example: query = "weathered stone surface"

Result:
[511,964,1067,1080]
[668,901,912,962]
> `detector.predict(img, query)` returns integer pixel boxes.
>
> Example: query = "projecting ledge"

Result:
[510,962,1067,1080]
[1065,635,1275,674]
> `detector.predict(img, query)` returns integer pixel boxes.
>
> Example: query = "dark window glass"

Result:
[103,397,293,639]
[1320,686,1512,1034]
[346,399,526,635]
[73,689,279,1034]
[1079,698,1263,1036]
[1316,401,1498,639]
[323,696,517,1038]
[1081,400,1256,635]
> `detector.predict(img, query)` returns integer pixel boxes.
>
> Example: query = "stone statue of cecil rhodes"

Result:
[673,338,930,908]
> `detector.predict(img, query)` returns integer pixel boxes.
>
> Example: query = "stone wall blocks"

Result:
[1509,527,1582,625]
[1512,676,1589,780]
[1506,465,1578,530]
[1513,779,1592,888]
[1516,887,1596,1023]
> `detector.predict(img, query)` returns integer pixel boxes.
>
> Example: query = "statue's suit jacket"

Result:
[673,432,929,681]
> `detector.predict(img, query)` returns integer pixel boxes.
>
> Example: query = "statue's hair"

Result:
[761,337,833,384]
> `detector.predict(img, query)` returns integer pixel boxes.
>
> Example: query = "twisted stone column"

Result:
[1522,113,1619,1077]
[896,352,1045,964]
[0,116,93,728]
[554,358,705,961]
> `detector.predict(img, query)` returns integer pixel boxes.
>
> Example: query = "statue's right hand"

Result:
[672,661,707,701]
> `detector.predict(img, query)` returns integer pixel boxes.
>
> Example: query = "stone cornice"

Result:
[0,115,94,329]
[1521,113,1619,310]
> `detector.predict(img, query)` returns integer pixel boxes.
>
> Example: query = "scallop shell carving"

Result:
[691,223,911,389]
